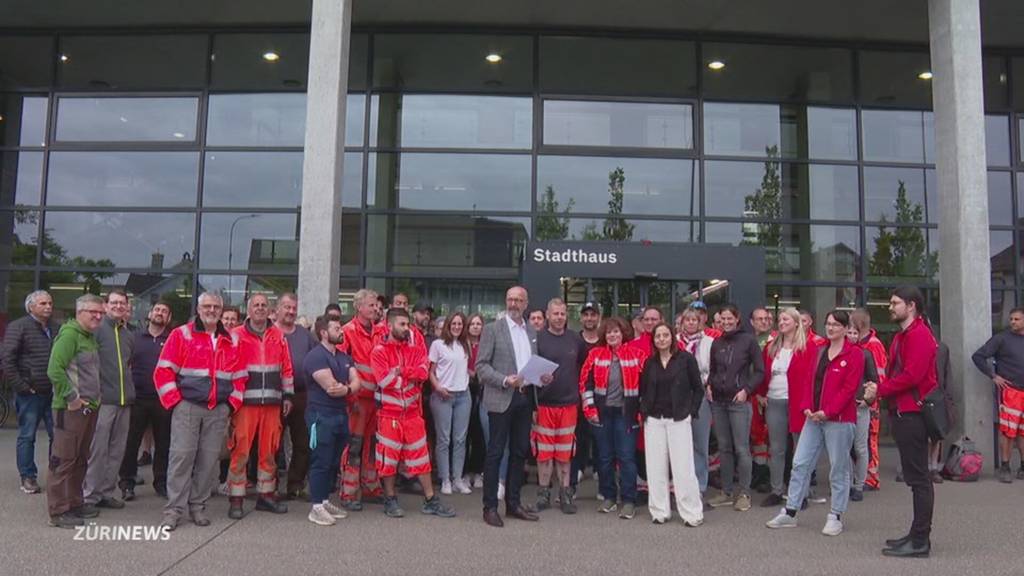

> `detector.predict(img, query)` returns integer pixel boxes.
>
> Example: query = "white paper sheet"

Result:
[518,355,559,386]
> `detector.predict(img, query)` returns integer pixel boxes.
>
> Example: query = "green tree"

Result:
[741,145,783,269]
[12,211,114,293]
[535,185,574,241]
[602,167,634,241]
[869,180,937,279]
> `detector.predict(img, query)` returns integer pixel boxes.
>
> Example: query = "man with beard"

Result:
[571,302,601,496]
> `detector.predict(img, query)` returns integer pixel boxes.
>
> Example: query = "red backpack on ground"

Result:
[941,436,983,482]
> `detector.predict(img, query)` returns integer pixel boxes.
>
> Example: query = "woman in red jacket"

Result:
[754,307,819,508]
[766,309,862,537]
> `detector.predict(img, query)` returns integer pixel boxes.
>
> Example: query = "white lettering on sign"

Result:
[532,248,618,265]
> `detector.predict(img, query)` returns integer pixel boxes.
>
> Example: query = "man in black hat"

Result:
[570,301,601,497]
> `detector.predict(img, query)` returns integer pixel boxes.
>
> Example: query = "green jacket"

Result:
[48,320,101,410]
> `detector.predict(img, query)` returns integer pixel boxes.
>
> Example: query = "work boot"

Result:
[190,509,211,527]
[559,487,577,515]
[340,499,364,512]
[421,495,456,518]
[849,488,863,502]
[73,504,100,519]
[161,513,179,532]
[96,497,125,509]
[228,497,245,519]
[998,466,1012,483]
[255,494,288,514]
[384,496,405,518]
[733,493,752,512]
[49,512,84,529]
[536,487,551,511]
[706,491,733,508]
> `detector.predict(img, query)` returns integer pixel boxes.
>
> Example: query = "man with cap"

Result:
[571,301,601,498]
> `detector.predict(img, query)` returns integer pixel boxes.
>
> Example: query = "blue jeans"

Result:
[785,419,856,515]
[710,400,752,495]
[690,396,712,492]
[594,405,638,504]
[16,392,53,479]
[306,408,349,503]
[479,400,508,482]
[430,390,471,482]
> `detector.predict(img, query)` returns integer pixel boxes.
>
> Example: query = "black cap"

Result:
[412,303,433,314]
[581,301,599,314]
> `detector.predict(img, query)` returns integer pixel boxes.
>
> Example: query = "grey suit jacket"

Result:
[475,317,537,413]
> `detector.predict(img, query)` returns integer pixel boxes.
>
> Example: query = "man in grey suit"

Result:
[476,286,539,527]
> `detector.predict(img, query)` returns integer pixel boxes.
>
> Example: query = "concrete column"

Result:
[297,0,351,319]
[929,0,994,468]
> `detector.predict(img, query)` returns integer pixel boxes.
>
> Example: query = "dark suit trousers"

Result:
[119,396,171,492]
[482,390,532,511]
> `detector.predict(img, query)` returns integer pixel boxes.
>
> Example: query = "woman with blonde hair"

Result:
[755,307,820,508]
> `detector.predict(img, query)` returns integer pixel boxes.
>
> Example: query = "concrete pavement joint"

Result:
[157,517,241,576]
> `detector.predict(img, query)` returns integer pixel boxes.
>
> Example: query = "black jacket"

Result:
[707,328,765,402]
[2,315,60,394]
[639,350,704,422]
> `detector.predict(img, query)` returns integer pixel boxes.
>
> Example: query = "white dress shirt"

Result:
[504,314,532,374]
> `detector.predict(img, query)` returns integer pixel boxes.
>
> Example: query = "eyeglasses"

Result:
[824,321,845,328]
[82,309,104,316]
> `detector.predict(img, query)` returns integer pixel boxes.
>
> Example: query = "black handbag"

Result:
[911,386,951,442]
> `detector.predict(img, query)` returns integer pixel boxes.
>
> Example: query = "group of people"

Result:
[5,281,1022,559]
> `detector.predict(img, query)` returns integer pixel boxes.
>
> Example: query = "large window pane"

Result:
[365,214,528,273]
[339,213,361,271]
[768,285,860,327]
[367,153,530,211]
[988,171,1013,227]
[538,156,695,218]
[1,271,35,321]
[859,51,932,108]
[985,115,1010,167]
[342,152,363,208]
[990,231,1014,288]
[540,37,696,97]
[203,152,302,208]
[56,97,198,142]
[706,222,859,281]
[865,226,938,283]
[0,210,40,266]
[42,211,195,269]
[543,101,692,150]
[207,93,305,147]
[371,95,531,149]
[563,218,694,243]
[702,43,853,103]
[0,94,48,147]
[364,277,511,318]
[0,37,53,89]
[58,35,207,89]
[199,213,298,272]
[46,152,198,207]
[198,274,297,309]
[703,103,855,159]
[861,110,931,164]
[1,151,44,206]
[705,161,858,221]
[373,34,532,92]
[864,167,935,224]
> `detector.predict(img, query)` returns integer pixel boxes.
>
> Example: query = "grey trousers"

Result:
[765,398,798,496]
[852,405,870,490]
[165,401,229,518]
[690,396,712,492]
[710,401,752,495]
[84,404,131,504]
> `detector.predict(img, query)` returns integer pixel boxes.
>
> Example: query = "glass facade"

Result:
[1,30,1022,331]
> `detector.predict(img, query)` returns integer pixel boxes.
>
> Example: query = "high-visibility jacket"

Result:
[340,318,380,400]
[579,344,648,425]
[233,322,294,406]
[370,334,429,416]
[154,320,246,411]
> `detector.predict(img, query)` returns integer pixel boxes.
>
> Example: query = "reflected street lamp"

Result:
[228,214,260,301]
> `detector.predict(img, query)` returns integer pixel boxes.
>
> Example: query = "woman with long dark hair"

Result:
[464,314,487,487]
[428,312,472,495]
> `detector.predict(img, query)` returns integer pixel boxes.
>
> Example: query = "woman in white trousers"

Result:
[640,323,706,526]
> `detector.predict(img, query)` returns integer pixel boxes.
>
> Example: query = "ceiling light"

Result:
[0,115,4,122]
[262,51,280,62]
[172,132,185,139]
[707,60,726,71]
[485,53,502,64]
[59,54,69,63]
[918,71,933,80]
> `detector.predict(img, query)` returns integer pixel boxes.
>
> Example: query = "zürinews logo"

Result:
[73,523,172,542]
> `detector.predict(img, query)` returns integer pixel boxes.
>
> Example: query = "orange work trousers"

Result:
[866,407,881,489]
[227,405,282,497]
[340,396,381,502]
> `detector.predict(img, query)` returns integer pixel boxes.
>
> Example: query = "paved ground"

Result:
[1,428,1022,576]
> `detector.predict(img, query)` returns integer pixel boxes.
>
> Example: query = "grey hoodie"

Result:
[96,316,135,406]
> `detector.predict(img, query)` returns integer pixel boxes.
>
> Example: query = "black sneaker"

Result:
[122,486,136,502]
[421,495,456,518]
[49,512,84,528]
[384,496,405,518]
[73,504,100,518]
[96,497,125,509]
[255,496,288,514]
[20,477,41,494]
[536,488,551,511]
[998,466,1012,483]
[760,493,785,508]
[850,488,864,502]
[559,488,577,515]
[340,499,364,512]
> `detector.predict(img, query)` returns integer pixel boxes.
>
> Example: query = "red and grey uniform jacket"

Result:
[340,318,380,400]
[579,344,648,425]
[154,320,246,411]
[370,334,429,417]
[233,322,294,406]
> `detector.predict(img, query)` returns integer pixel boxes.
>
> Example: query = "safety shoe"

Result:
[766,509,798,529]
[849,488,863,502]
[422,495,456,518]
[559,487,577,515]
[384,496,405,518]
[190,509,211,527]
[255,495,288,514]
[49,512,84,529]
[706,491,734,508]
[340,499,364,512]
[322,500,348,519]
[160,513,179,532]
[228,497,245,519]
[536,487,551,511]
[598,499,617,514]
[998,466,1012,483]
[96,497,125,509]
[733,493,752,512]
[20,476,41,494]
[760,493,784,508]
[822,513,843,536]
[308,504,336,526]
[73,505,100,519]
[618,503,636,520]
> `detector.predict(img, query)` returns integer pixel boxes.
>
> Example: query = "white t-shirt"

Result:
[767,347,793,400]
[428,339,470,392]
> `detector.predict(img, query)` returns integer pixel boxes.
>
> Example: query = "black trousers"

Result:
[465,382,486,475]
[118,396,171,492]
[570,405,592,488]
[893,412,934,544]
[482,391,532,511]
[283,390,310,492]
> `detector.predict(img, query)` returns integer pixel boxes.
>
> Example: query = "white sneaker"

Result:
[322,499,348,519]
[308,504,336,526]
[822,513,843,536]
[453,479,472,495]
[441,480,453,495]
[596,492,605,501]
[766,509,798,529]
[473,475,484,488]
[497,482,505,501]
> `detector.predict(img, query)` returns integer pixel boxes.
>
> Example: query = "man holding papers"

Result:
[533,298,588,515]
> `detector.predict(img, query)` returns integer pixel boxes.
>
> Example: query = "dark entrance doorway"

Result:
[521,241,766,321]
